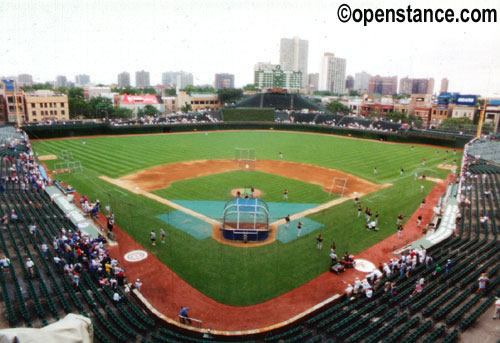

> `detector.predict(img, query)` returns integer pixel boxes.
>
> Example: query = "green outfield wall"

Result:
[23,122,470,148]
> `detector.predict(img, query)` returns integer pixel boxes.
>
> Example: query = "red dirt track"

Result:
[100,175,452,332]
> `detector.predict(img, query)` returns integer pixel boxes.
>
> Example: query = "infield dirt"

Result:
[116,159,383,196]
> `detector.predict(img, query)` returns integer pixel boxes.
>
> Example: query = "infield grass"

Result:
[154,170,336,204]
[32,131,460,305]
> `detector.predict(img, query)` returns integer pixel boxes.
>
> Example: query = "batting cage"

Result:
[233,148,256,169]
[221,198,270,242]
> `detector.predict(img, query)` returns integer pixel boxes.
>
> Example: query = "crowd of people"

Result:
[343,245,436,300]
[0,129,137,311]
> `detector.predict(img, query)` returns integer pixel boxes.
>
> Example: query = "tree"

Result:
[385,111,406,123]
[441,117,473,126]
[326,100,350,115]
[181,85,215,94]
[56,86,68,94]
[314,90,344,96]
[110,107,133,118]
[393,94,410,100]
[408,114,422,124]
[165,88,176,96]
[21,83,53,92]
[68,87,84,100]
[138,104,161,117]
[141,87,157,95]
[217,88,243,104]
[243,84,259,92]
[68,98,91,119]
[348,90,360,97]
[88,96,114,118]
[111,87,139,95]
[365,111,381,119]
[180,103,192,114]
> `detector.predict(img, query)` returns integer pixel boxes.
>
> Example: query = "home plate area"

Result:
[156,200,324,243]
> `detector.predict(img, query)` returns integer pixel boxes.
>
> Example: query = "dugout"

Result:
[221,198,270,242]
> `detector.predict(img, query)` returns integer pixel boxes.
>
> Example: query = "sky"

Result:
[0,0,499,95]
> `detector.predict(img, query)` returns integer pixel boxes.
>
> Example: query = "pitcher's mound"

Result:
[230,188,262,198]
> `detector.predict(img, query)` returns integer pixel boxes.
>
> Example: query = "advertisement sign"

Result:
[1,80,15,91]
[456,95,477,106]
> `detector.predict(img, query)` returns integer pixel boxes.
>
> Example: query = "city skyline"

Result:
[0,0,499,95]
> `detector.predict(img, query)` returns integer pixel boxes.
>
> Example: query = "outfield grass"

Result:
[31,131,460,305]
[154,170,335,204]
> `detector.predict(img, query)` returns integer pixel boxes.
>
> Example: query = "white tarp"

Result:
[0,314,93,343]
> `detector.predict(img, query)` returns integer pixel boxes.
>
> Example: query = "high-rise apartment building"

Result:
[214,73,235,89]
[75,74,90,86]
[399,77,434,95]
[440,78,449,93]
[368,75,398,95]
[280,37,308,87]
[354,71,371,93]
[117,72,131,87]
[319,53,347,94]
[135,70,150,88]
[17,74,33,86]
[345,75,354,90]
[161,71,193,89]
[307,73,319,90]
[254,62,277,72]
[55,75,67,88]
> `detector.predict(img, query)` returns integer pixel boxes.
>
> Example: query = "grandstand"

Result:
[0,126,498,343]
[232,91,323,112]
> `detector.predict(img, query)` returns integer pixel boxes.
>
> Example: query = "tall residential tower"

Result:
[319,53,346,94]
[280,37,309,87]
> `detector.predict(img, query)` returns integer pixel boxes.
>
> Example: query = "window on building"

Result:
[31,103,35,108]
[61,102,64,107]
[49,103,53,108]
[61,110,65,115]
[32,111,36,116]
[7,96,13,103]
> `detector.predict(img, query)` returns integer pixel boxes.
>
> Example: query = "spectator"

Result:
[493,297,500,320]
[446,259,453,273]
[0,255,11,271]
[411,281,423,296]
[477,273,490,293]
[345,284,353,298]
[113,292,121,303]
[179,306,192,324]
[135,278,142,291]
[26,258,35,277]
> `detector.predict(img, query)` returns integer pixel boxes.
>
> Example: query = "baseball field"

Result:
[31,131,459,306]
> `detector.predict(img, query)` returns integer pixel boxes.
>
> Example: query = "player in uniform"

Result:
[150,230,156,246]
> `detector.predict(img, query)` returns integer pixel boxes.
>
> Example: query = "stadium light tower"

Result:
[13,80,22,127]
[476,99,487,138]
